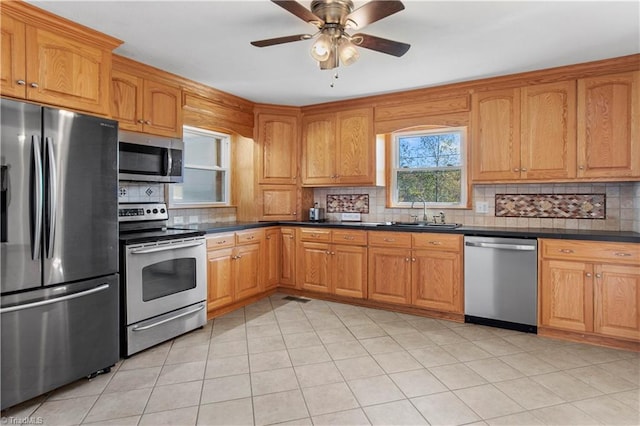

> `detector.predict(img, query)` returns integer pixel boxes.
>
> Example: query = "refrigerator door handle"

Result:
[0,283,110,314]
[45,137,57,258]
[32,135,43,260]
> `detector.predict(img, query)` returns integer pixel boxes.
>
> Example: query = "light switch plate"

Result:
[475,201,489,214]
[341,212,361,222]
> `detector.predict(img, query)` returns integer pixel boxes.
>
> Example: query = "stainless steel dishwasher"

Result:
[464,236,538,333]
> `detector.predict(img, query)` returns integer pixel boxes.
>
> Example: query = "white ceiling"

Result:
[29,0,640,107]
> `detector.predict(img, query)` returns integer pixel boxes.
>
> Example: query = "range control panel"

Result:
[118,203,168,222]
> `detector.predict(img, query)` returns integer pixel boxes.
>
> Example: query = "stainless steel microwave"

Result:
[118,131,184,183]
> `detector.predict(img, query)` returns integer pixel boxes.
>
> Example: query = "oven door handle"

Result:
[131,304,205,332]
[130,241,204,254]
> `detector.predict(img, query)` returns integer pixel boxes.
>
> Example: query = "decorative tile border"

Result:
[495,194,606,219]
[327,194,369,213]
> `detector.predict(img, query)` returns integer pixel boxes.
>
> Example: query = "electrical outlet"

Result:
[475,201,489,214]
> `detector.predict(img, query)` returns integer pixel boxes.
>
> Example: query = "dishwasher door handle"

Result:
[465,241,536,251]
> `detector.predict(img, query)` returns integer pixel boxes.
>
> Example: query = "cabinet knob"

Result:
[405,257,410,262]
[344,236,354,240]
[615,252,631,257]
[559,249,574,254]
[595,273,602,279]
[16,79,26,85]
[383,238,395,242]
[30,82,39,88]
[513,168,520,172]
[412,258,416,262]
[331,251,335,255]
[266,236,271,240]
[429,241,442,245]
[325,251,330,255]
[586,272,592,277]
[216,240,226,244]
[521,167,528,172]
[579,165,585,170]
[137,119,145,124]
[293,212,297,215]
[145,120,152,125]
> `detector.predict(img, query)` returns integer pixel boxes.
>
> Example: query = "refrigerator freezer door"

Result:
[1,274,119,410]
[42,108,118,286]
[0,99,43,293]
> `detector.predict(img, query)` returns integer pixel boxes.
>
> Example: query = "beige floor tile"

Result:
[372,351,423,374]
[494,377,564,410]
[389,368,447,398]
[359,336,403,354]
[453,325,500,341]
[465,358,524,382]
[390,331,435,350]
[441,341,493,362]
[308,316,344,330]
[594,358,640,385]
[287,345,331,366]
[408,318,449,333]
[47,373,113,401]
[31,395,97,425]
[566,364,638,394]
[275,309,308,323]
[325,341,368,360]
[253,389,309,426]
[204,354,249,379]
[209,339,248,359]
[103,367,161,393]
[573,395,640,425]
[530,371,602,401]
[139,406,198,425]
[278,320,314,335]
[172,327,213,348]
[408,346,459,368]
[530,403,600,425]
[363,399,428,425]
[251,367,299,396]
[248,335,286,354]
[531,348,591,370]
[201,374,250,403]
[339,314,377,327]
[411,391,480,425]
[84,388,152,423]
[363,309,402,323]
[196,398,254,426]
[502,334,560,352]
[156,361,205,386]
[165,344,209,365]
[473,337,523,356]
[295,361,344,388]
[82,415,141,425]
[1,395,46,420]
[347,323,387,339]
[282,331,322,349]
[302,382,359,416]
[499,353,558,376]
[211,327,247,343]
[347,375,405,406]
[610,389,640,411]
[377,321,418,336]
[421,328,468,345]
[247,323,283,339]
[454,384,524,419]
[564,344,632,365]
[249,350,292,372]
[245,312,278,327]
[316,326,357,344]
[119,343,171,370]
[429,363,487,390]
[486,411,545,425]
[312,408,371,425]
[334,356,386,381]
[145,381,202,414]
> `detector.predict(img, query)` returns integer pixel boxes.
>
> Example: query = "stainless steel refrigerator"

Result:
[1,98,120,410]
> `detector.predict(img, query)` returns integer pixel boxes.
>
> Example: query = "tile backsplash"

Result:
[314,182,640,232]
[495,193,606,219]
[118,182,164,203]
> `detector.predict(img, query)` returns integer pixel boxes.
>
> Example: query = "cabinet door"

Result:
[332,245,367,299]
[0,14,26,98]
[335,108,374,185]
[25,26,111,114]
[258,114,298,184]
[280,228,297,288]
[521,81,577,180]
[234,243,262,300]
[577,72,639,178]
[593,264,640,340]
[302,113,336,185]
[300,242,331,293]
[263,228,281,290]
[368,247,412,305]
[142,79,182,137]
[111,68,143,132]
[260,185,298,220]
[539,259,593,333]
[471,89,521,181]
[207,248,234,311]
[412,250,462,313]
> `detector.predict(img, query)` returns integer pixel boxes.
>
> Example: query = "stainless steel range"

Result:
[119,203,207,356]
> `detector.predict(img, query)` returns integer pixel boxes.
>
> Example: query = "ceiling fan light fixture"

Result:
[310,33,332,61]
[338,37,359,66]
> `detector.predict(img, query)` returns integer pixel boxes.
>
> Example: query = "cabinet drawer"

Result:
[332,229,367,246]
[236,229,264,245]
[300,228,331,242]
[413,233,462,251]
[206,233,235,250]
[368,231,412,248]
[540,239,640,264]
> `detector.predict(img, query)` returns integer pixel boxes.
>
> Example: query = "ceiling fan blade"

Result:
[272,1,323,26]
[347,0,405,30]
[250,34,311,47]
[353,33,410,57]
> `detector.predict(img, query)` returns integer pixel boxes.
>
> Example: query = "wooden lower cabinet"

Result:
[280,227,297,288]
[263,228,281,290]
[235,242,262,300]
[368,247,412,305]
[593,263,640,340]
[300,241,331,293]
[206,247,234,311]
[333,244,367,299]
[412,250,462,313]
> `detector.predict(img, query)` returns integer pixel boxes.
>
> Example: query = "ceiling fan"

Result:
[250,0,410,70]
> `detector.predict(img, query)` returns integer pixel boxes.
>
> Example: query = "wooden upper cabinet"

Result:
[1,14,26,99]
[260,185,298,221]
[258,114,299,184]
[111,69,143,131]
[521,81,576,180]
[577,71,639,178]
[302,107,377,186]
[471,89,521,181]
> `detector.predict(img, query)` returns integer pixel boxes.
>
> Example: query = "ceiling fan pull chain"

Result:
[330,72,339,88]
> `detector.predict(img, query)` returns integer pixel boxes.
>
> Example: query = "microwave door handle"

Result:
[166,149,173,177]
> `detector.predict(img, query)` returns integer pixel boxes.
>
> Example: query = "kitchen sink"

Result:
[388,222,462,229]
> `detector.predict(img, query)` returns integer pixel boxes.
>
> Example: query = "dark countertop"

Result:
[187,221,640,243]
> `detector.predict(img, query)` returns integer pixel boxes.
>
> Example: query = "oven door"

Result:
[124,237,206,324]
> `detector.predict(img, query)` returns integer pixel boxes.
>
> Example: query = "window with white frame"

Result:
[168,126,230,207]
[391,127,467,208]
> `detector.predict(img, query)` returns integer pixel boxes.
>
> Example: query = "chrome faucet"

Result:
[410,201,430,222]
[439,211,446,224]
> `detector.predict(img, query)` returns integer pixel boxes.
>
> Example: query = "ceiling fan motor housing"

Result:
[311,0,354,25]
